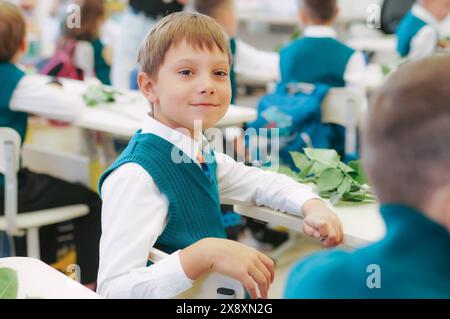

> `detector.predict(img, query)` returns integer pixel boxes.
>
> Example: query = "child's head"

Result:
[194,0,237,36]
[0,1,27,63]
[363,56,450,231]
[137,12,232,135]
[297,0,338,26]
[420,0,450,22]
[63,0,106,41]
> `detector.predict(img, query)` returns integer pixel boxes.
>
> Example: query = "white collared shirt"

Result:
[9,74,82,121]
[408,4,443,60]
[97,115,320,299]
[302,25,366,92]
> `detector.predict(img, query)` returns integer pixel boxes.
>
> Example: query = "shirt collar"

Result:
[412,3,440,27]
[140,114,211,163]
[303,25,337,38]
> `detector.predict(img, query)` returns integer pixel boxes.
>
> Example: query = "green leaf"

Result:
[304,148,340,167]
[316,168,344,192]
[337,176,353,197]
[310,161,328,176]
[0,268,18,299]
[289,152,311,172]
[348,160,368,185]
[338,162,355,173]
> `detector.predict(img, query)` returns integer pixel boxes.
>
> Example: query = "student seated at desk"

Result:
[194,0,280,104]
[42,0,112,84]
[396,0,450,60]
[285,55,450,299]
[280,0,365,90]
[97,12,343,299]
[0,1,102,289]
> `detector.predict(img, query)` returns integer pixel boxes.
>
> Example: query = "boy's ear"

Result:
[20,37,28,55]
[137,71,159,104]
[299,9,308,25]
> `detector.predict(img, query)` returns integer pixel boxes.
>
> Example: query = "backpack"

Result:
[40,39,84,80]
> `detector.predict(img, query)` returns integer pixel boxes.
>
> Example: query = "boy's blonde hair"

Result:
[137,12,232,80]
[0,1,26,62]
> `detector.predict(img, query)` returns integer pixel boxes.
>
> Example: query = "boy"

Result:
[194,0,280,104]
[0,1,101,288]
[97,12,343,299]
[397,0,450,59]
[285,56,450,298]
[280,0,366,89]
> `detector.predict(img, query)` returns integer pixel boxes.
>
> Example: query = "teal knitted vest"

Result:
[98,131,227,254]
[396,11,428,57]
[280,37,355,87]
[0,62,26,188]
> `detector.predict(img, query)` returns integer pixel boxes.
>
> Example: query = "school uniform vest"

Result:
[396,11,428,57]
[0,62,26,188]
[285,204,450,298]
[280,37,355,88]
[98,131,227,255]
[229,37,237,105]
[90,38,111,85]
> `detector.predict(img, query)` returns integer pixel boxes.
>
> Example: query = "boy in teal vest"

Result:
[97,12,343,299]
[396,0,450,59]
[0,2,102,288]
[280,0,365,89]
[284,56,450,299]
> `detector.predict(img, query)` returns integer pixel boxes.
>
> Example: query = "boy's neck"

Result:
[153,113,199,140]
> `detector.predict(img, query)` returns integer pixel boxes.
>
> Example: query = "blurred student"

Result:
[0,1,101,288]
[397,0,450,59]
[194,0,279,104]
[285,55,450,298]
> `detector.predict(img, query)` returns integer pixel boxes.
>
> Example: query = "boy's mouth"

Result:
[189,102,220,108]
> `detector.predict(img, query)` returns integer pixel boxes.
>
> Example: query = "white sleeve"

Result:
[9,75,83,122]
[409,25,438,60]
[344,51,366,93]
[97,163,193,299]
[234,39,280,82]
[215,152,320,217]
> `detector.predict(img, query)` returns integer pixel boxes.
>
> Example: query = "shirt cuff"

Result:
[143,250,193,298]
[279,185,322,217]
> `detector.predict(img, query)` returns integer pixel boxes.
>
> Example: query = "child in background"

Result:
[280,0,365,89]
[0,1,102,288]
[285,56,450,298]
[44,0,112,84]
[97,12,343,299]
[397,0,450,59]
[194,0,279,104]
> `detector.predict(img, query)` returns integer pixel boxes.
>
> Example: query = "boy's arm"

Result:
[97,163,193,298]
[9,75,83,121]
[344,51,366,93]
[216,152,343,247]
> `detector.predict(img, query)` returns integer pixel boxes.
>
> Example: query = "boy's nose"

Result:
[200,85,215,95]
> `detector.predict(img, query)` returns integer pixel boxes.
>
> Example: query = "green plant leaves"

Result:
[281,149,376,205]
[316,168,344,192]
[0,268,18,299]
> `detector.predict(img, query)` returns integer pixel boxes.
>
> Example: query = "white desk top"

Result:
[28,75,257,137]
[0,257,102,299]
[234,200,386,248]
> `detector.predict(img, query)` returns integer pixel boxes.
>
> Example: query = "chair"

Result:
[380,0,415,35]
[0,127,89,259]
[321,87,366,157]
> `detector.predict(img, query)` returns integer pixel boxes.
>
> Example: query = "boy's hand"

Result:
[301,199,343,248]
[180,238,275,299]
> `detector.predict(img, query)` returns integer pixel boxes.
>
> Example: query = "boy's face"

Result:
[423,0,450,21]
[140,40,231,135]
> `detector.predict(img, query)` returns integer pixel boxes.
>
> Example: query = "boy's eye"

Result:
[178,70,193,76]
[215,71,228,77]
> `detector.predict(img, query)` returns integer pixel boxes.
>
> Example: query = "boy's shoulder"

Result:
[281,36,354,55]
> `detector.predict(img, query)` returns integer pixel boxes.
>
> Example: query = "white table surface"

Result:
[234,200,386,248]
[28,75,257,137]
[0,257,102,299]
